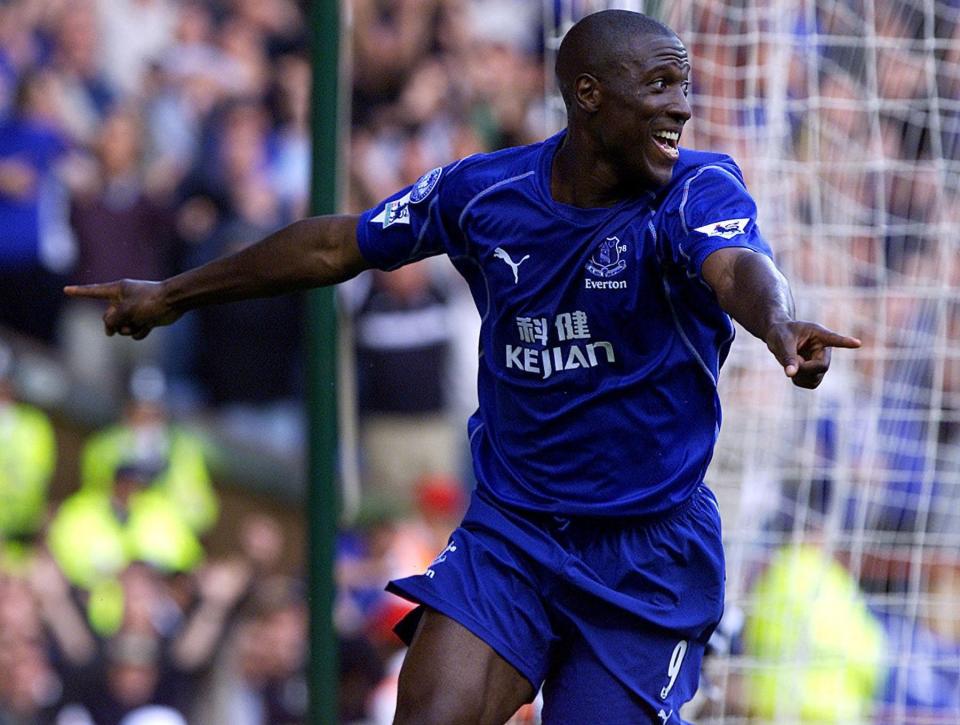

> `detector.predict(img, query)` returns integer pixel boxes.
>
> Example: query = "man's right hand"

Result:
[64,279,182,339]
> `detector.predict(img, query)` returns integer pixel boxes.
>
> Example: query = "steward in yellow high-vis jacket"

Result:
[47,462,203,634]
[80,393,218,535]
[744,543,886,723]
[0,344,57,571]
[0,400,56,539]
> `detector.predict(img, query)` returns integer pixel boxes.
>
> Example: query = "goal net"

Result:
[546,1,960,723]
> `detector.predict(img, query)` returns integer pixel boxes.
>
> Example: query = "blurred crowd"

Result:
[2,0,960,723]
[0,333,479,725]
[0,337,308,724]
[673,1,960,722]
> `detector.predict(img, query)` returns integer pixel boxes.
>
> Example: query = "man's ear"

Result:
[574,73,602,113]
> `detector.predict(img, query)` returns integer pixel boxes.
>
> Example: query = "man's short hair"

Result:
[555,10,678,109]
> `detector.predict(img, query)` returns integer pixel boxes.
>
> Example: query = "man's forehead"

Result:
[628,35,690,71]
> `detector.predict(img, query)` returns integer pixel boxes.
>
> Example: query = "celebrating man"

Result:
[67,11,859,723]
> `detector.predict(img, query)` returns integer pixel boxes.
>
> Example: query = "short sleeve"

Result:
[663,163,773,278]
[356,163,464,271]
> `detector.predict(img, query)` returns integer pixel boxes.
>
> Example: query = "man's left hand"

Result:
[764,321,861,389]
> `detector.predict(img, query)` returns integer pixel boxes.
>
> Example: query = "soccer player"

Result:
[65,10,861,724]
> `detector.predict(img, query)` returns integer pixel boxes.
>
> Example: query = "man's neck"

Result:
[550,132,630,209]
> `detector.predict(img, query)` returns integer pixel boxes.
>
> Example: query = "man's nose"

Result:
[669,88,692,122]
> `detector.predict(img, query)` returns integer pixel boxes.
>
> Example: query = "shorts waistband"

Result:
[477,484,713,532]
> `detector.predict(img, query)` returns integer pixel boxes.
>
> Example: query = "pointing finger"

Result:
[814,330,862,349]
[64,282,121,300]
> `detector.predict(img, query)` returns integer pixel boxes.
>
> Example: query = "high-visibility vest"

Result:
[47,488,204,590]
[0,402,56,537]
[80,424,218,534]
[744,544,886,723]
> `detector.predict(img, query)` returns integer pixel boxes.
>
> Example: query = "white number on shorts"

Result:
[659,639,688,700]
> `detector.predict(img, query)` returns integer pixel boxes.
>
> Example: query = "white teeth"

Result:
[653,131,679,142]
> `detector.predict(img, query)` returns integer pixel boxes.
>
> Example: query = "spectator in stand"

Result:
[179,100,305,447]
[60,105,177,405]
[350,0,443,125]
[332,476,467,722]
[27,551,98,671]
[230,0,307,58]
[267,52,311,219]
[219,577,309,725]
[50,0,115,146]
[0,552,96,721]
[191,180,306,452]
[0,341,58,572]
[347,262,460,498]
[80,366,218,536]
[744,538,886,722]
[335,507,408,638]
[459,34,544,149]
[930,301,960,539]
[0,68,76,343]
[47,462,205,636]
[0,0,63,109]
[217,15,270,99]
[874,577,960,722]
[866,306,960,723]
[49,557,252,725]
[0,572,67,723]
[95,0,178,97]
[406,474,467,562]
[0,3,28,116]
[942,17,960,175]
[146,1,234,194]
[0,536,256,724]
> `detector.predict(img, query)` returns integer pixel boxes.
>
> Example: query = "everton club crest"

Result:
[585,237,627,278]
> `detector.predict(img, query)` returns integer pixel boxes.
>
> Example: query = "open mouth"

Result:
[652,130,680,160]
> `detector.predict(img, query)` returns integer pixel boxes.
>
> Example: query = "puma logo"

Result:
[657,709,674,723]
[493,247,530,284]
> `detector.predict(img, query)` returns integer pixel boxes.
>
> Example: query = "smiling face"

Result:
[555,12,693,198]
[591,34,691,189]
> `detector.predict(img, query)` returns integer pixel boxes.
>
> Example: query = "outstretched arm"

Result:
[64,214,368,339]
[701,247,860,389]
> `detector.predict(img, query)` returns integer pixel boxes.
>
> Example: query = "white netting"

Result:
[547,2,960,722]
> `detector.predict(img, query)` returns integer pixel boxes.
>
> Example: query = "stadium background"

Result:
[0,0,958,723]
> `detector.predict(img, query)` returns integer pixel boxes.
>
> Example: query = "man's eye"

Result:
[681,81,690,96]
[652,79,667,90]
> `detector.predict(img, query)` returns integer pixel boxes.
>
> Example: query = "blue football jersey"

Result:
[357,131,773,516]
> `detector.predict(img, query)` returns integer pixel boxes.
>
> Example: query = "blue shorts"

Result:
[387,484,725,724]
